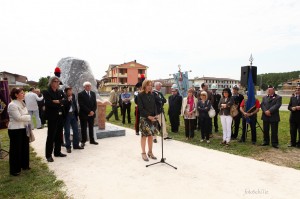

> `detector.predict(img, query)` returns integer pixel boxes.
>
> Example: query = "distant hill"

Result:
[257,71,300,90]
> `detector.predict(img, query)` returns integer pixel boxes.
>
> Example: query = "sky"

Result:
[0,0,300,82]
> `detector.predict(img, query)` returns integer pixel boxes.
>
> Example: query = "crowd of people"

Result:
[6,77,99,176]
[105,80,300,161]
[6,76,300,173]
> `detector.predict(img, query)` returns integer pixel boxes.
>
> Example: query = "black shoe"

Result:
[61,143,65,147]
[272,145,279,149]
[73,146,84,149]
[105,117,109,121]
[10,172,20,176]
[37,126,43,129]
[164,137,172,140]
[90,141,99,145]
[47,156,54,162]
[136,132,140,135]
[261,143,269,146]
[252,142,256,145]
[288,144,296,147]
[81,143,85,148]
[153,139,157,143]
[66,148,72,153]
[54,153,67,157]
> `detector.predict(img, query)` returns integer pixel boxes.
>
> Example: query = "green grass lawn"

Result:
[107,102,300,169]
[0,129,67,199]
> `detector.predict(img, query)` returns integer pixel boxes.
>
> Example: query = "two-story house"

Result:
[100,60,148,92]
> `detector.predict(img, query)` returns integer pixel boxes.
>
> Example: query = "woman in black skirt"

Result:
[137,80,159,161]
[7,88,31,176]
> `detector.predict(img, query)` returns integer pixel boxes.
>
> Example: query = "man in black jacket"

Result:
[78,81,98,147]
[260,85,282,148]
[168,85,182,133]
[288,86,300,147]
[231,85,244,139]
[44,76,69,162]
[211,84,221,133]
[64,87,84,153]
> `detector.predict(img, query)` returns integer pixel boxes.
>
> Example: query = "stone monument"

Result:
[57,57,98,98]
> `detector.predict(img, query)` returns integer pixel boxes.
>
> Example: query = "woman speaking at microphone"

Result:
[137,80,159,161]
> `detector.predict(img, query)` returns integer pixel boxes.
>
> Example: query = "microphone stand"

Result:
[146,103,177,170]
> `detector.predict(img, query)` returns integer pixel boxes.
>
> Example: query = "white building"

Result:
[193,76,240,90]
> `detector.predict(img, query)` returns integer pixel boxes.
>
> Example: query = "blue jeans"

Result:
[64,113,80,149]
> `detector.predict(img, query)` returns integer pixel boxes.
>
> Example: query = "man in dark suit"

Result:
[64,87,84,153]
[168,85,182,133]
[44,76,69,162]
[78,81,98,147]
[231,85,244,139]
[260,85,282,148]
[211,84,221,133]
[287,85,300,147]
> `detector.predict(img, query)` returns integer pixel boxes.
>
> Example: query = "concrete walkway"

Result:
[31,124,300,199]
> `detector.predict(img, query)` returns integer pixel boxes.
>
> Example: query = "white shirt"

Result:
[24,91,44,111]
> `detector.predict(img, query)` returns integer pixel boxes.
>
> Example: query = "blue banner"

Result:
[246,67,256,123]
[173,71,189,98]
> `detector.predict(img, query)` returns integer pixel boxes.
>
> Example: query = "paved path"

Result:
[31,124,300,199]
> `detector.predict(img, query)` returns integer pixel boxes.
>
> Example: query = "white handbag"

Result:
[208,106,216,118]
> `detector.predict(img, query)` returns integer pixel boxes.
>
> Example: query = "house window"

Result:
[119,69,127,74]
[138,69,144,74]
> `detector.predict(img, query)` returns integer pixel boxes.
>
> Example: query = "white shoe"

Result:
[200,139,204,142]
[207,140,210,143]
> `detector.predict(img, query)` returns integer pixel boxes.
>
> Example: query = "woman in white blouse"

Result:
[181,88,198,140]
[7,88,31,176]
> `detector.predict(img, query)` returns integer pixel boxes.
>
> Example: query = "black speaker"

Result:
[240,66,257,87]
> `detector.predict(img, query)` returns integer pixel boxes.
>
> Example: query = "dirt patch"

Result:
[253,148,300,169]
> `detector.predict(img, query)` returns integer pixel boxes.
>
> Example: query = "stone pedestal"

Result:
[97,100,111,130]
[96,124,126,139]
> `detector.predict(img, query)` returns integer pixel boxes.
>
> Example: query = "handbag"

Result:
[26,124,35,143]
[230,104,239,118]
[208,106,216,118]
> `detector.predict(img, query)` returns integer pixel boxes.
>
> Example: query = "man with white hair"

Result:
[78,81,98,147]
[168,84,182,133]
[153,82,171,141]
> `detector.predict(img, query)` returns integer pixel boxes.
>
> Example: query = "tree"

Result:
[257,70,300,90]
[37,76,49,91]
